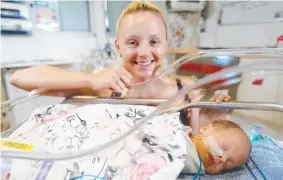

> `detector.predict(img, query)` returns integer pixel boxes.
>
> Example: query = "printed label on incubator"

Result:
[0,139,34,152]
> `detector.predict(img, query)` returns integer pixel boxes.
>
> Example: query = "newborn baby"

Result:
[189,120,251,174]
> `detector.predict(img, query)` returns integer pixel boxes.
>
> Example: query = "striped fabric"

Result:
[179,137,283,180]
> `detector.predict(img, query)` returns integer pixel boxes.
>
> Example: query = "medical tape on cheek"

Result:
[203,136,224,157]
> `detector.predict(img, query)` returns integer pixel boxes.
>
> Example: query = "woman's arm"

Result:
[10,65,94,92]
[10,65,133,97]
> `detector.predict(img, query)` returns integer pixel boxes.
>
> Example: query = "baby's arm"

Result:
[177,76,231,131]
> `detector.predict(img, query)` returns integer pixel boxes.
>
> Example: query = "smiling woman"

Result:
[10,1,231,134]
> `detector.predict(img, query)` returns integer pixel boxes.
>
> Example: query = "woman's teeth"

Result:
[135,60,154,66]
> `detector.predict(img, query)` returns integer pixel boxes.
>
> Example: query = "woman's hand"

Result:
[91,67,132,96]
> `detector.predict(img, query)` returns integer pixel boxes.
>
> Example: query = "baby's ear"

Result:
[200,123,213,134]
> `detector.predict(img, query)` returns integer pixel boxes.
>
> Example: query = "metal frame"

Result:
[63,96,283,113]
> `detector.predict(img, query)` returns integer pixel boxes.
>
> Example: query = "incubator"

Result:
[1,48,283,180]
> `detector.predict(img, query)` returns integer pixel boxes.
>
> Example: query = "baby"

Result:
[189,120,251,174]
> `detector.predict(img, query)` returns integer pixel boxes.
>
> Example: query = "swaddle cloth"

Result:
[3,104,204,180]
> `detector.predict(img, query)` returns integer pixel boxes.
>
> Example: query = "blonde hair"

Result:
[116,1,168,39]
[212,120,242,130]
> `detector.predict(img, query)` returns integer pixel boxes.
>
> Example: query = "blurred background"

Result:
[1,1,283,137]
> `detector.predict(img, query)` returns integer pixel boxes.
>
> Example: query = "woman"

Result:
[10,1,230,130]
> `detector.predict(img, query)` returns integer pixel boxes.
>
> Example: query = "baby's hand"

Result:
[209,91,231,103]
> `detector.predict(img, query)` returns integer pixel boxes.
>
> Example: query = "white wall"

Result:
[200,1,283,48]
[1,31,96,64]
[216,22,283,48]
[236,58,283,124]
[199,1,220,48]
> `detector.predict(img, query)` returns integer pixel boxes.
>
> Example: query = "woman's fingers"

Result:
[105,67,133,97]
[120,73,131,87]
[109,81,123,93]
[116,68,132,87]
[122,68,132,80]
[114,76,127,91]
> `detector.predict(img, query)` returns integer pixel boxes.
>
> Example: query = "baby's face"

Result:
[191,124,251,174]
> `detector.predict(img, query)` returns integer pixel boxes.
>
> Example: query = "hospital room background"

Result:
[1,0,283,154]
[1,0,283,180]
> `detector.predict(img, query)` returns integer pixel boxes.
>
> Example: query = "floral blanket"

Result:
[3,104,204,180]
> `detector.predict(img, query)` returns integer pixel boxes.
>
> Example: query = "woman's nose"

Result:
[137,43,151,58]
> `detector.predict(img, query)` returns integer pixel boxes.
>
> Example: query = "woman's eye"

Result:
[150,40,160,45]
[127,41,137,47]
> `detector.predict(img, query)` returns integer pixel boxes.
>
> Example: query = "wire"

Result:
[69,174,107,180]
[193,156,203,180]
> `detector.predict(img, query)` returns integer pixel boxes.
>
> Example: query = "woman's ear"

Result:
[115,39,121,55]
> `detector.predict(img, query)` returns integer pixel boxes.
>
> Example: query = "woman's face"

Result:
[115,12,168,80]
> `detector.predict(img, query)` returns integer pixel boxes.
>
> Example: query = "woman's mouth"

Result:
[134,60,155,67]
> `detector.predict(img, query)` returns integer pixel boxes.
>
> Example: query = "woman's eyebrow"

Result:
[150,34,160,38]
[125,35,140,39]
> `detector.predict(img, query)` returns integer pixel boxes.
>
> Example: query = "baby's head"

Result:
[191,121,251,174]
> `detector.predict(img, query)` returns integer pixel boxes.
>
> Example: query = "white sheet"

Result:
[2,104,204,180]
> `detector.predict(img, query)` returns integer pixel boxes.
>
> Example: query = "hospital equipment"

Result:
[203,136,223,157]
[1,49,283,161]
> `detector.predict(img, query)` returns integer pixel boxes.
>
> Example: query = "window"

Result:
[58,1,90,32]
[106,1,130,36]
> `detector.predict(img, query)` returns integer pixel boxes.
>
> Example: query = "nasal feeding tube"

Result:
[1,50,283,161]
[182,131,223,157]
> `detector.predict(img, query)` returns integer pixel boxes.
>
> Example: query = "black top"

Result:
[176,79,191,126]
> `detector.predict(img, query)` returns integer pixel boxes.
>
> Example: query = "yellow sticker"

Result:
[0,139,34,152]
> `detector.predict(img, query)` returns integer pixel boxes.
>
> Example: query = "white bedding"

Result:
[2,104,204,180]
